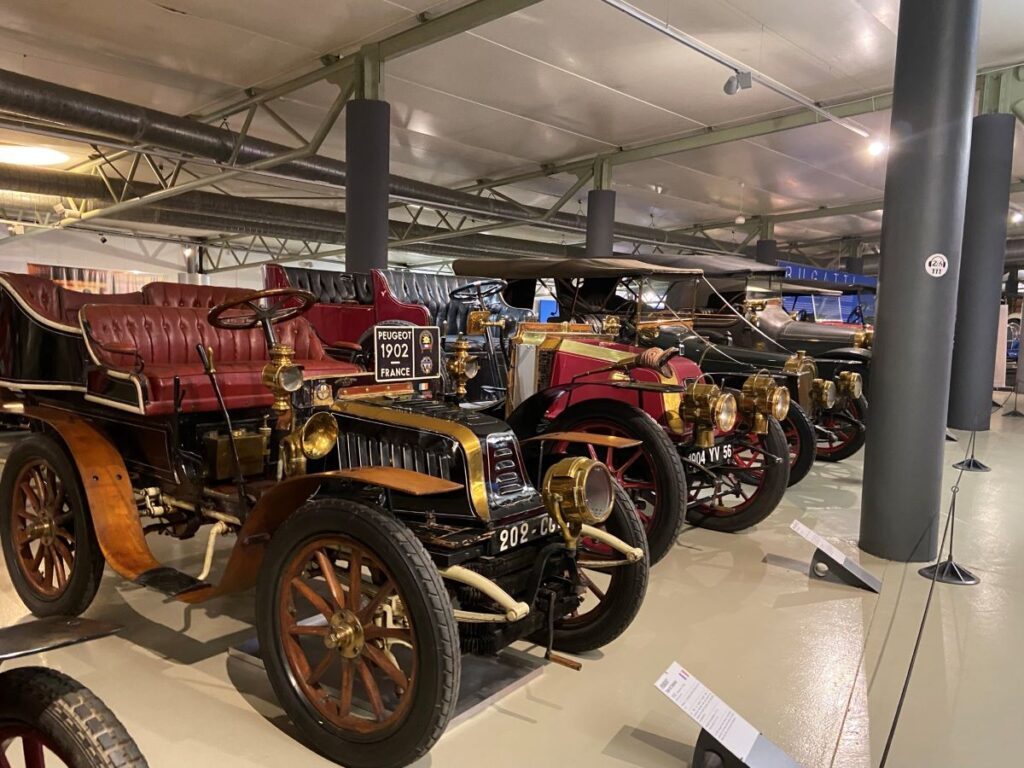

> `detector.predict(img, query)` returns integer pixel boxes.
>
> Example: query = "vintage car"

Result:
[0,273,649,768]
[267,263,793,553]
[0,616,147,768]
[463,257,869,475]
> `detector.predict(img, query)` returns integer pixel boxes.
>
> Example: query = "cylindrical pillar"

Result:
[859,0,981,562]
[345,99,390,271]
[755,239,778,265]
[948,114,1015,431]
[585,189,616,257]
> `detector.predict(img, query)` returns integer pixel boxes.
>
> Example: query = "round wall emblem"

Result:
[925,253,949,277]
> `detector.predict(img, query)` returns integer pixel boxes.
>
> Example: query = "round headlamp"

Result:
[838,370,863,399]
[541,457,615,526]
[300,411,339,459]
[770,386,791,421]
[713,392,738,432]
[277,364,304,393]
[813,379,838,409]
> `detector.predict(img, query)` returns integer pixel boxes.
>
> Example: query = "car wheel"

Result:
[817,395,868,462]
[533,481,649,654]
[0,667,147,768]
[685,417,790,532]
[0,434,105,617]
[256,498,460,768]
[782,404,816,486]
[547,400,687,566]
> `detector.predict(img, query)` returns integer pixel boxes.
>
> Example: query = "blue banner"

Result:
[777,260,877,288]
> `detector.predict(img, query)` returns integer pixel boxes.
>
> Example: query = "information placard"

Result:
[790,520,881,593]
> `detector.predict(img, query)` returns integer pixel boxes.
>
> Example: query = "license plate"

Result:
[685,442,734,467]
[373,325,441,382]
[493,514,559,553]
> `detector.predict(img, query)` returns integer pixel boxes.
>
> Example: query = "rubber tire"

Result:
[817,395,868,462]
[542,482,650,654]
[686,417,790,533]
[783,404,816,486]
[0,667,147,768]
[548,400,687,566]
[256,499,460,768]
[0,434,105,617]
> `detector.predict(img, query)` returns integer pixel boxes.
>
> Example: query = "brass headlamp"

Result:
[445,334,479,400]
[541,457,615,549]
[854,328,874,349]
[682,382,738,448]
[261,343,303,414]
[812,378,838,409]
[740,373,791,434]
[837,370,864,400]
[784,351,818,412]
[300,411,339,459]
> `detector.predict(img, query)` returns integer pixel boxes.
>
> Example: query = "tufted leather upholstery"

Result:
[61,289,143,324]
[142,281,252,309]
[1,273,66,324]
[281,267,373,305]
[81,304,359,414]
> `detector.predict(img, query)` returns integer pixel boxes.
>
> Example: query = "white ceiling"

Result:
[0,0,1022,260]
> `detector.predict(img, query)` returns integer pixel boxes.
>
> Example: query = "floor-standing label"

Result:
[790,520,882,593]
[655,662,760,760]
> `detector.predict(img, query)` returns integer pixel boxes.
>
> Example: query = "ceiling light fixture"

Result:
[653,184,665,195]
[723,70,752,96]
[0,146,69,166]
[734,214,747,225]
[868,140,888,157]
[1011,210,1023,224]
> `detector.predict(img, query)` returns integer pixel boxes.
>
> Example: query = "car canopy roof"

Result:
[450,257,703,279]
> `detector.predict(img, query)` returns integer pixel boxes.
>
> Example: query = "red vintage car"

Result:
[266,263,792,563]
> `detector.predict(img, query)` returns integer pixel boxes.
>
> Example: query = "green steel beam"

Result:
[197,0,541,121]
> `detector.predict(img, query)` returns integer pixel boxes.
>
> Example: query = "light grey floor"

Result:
[1,397,1021,767]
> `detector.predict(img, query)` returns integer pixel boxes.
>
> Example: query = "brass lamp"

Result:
[682,382,738,448]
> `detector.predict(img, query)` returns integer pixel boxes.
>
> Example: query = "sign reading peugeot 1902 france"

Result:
[373,325,441,382]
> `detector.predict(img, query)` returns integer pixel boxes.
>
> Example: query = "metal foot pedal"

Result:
[134,567,210,597]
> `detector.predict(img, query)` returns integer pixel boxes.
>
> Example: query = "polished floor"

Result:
[1,400,1022,767]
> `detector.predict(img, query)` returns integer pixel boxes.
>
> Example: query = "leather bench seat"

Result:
[81,304,359,415]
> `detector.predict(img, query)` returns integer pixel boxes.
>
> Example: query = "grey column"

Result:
[860,0,981,562]
[948,114,1015,431]
[345,99,390,271]
[585,189,616,257]
[755,239,778,265]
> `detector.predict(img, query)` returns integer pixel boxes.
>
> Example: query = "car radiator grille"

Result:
[337,432,454,480]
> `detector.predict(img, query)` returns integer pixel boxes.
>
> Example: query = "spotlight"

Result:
[868,140,887,156]
[734,214,746,225]
[99,235,108,244]
[723,70,752,96]
[183,245,195,258]
[1012,211,1023,225]
[653,184,665,195]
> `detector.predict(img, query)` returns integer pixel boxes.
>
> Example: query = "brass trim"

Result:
[523,431,643,449]
[331,400,490,519]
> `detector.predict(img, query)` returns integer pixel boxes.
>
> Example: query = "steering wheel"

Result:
[449,279,507,303]
[208,287,316,332]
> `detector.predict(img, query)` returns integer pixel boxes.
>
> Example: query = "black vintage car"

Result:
[0,273,648,768]
[448,257,869,482]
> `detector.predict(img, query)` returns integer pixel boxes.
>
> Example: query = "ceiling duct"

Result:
[0,68,721,254]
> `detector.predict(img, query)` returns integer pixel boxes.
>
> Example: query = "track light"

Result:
[653,184,665,195]
[183,245,195,258]
[99,235,107,244]
[723,70,752,96]
[734,214,746,225]
[868,140,887,157]
[1012,210,1023,225]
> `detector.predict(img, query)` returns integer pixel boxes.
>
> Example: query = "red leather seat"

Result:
[142,281,252,309]
[80,304,360,414]
[60,289,144,324]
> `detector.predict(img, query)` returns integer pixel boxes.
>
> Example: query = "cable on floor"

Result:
[877,438,971,767]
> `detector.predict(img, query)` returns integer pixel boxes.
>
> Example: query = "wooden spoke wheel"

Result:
[0,436,104,617]
[278,535,416,734]
[0,667,147,768]
[816,395,868,462]
[685,418,790,533]
[548,401,687,565]
[257,499,459,768]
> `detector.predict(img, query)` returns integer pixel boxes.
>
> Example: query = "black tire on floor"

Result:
[256,498,460,768]
[0,667,148,768]
[548,400,686,566]
[817,395,869,462]
[686,417,790,533]
[783,404,817,486]
[0,434,105,617]
[539,482,650,654]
